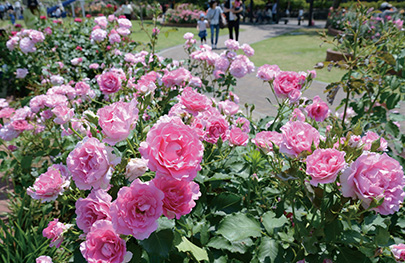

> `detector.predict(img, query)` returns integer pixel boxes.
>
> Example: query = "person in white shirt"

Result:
[197,13,209,44]
[206,0,222,49]
[223,0,243,41]
[14,0,21,19]
[121,1,132,20]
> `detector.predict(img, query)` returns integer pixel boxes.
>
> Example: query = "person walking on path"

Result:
[121,1,132,20]
[223,0,243,41]
[197,13,209,45]
[206,0,222,49]
[14,0,21,19]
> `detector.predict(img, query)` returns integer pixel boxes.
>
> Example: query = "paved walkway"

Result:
[159,19,345,119]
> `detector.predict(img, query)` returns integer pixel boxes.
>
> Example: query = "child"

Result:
[197,13,209,45]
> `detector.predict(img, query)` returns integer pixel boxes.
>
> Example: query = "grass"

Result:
[249,28,346,83]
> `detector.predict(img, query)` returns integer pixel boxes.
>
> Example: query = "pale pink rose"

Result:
[224,39,240,50]
[124,53,136,63]
[19,37,36,53]
[307,70,316,79]
[27,167,70,202]
[252,131,283,153]
[279,121,320,157]
[213,69,225,79]
[162,68,191,87]
[75,81,91,97]
[125,158,148,181]
[183,32,194,39]
[257,64,280,81]
[29,30,45,43]
[189,76,202,87]
[97,99,138,145]
[306,96,330,122]
[43,219,71,248]
[117,18,132,28]
[204,115,229,144]
[75,189,112,233]
[44,94,68,109]
[290,108,306,121]
[348,135,362,148]
[97,71,121,95]
[110,179,164,240]
[52,105,74,125]
[67,137,121,190]
[11,106,31,121]
[50,75,65,85]
[116,27,130,36]
[153,177,201,220]
[361,131,388,151]
[80,220,131,263]
[108,14,116,22]
[0,124,19,141]
[109,31,121,44]
[393,19,403,30]
[240,43,254,57]
[0,107,14,118]
[47,85,76,100]
[89,63,99,69]
[16,68,28,78]
[91,28,107,42]
[0,98,8,109]
[10,119,33,132]
[306,148,346,186]
[390,244,405,262]
[215,56,230,71]
[341,152,405,215]
[288,89,301,103]
[234,117,250,132]
[139,116,204,180]
[218,100,239,116]
[36,256,53,263]
[71,57,83,65]
[6,36,19,51]
[273,71,305,100]
[44,27,52,35]
[178,86,211,115]
[229,55,255,79]
[94,16,108,28]
[229,127,249,146]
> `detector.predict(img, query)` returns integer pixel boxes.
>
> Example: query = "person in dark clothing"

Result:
[223,0,243,41]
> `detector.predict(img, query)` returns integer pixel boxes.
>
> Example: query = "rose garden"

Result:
[0,2,404,263]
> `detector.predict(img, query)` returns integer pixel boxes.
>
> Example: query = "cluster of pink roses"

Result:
[6,28,45,53]
[90,16,132,43]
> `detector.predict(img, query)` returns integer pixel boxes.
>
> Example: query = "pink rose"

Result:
[229,55,254,79]
[218,100,239,116]
[390,244,405,262]
[256,64,280,81]
[116,27,131,36]
[306,96,330,122]
[10,119,33,132]
[361,131,388,151]
[290,108,306,121]
[109,31,121,44]
[279,121,320,157]
[91,28,107,42]
[75,189,112,233]
[29,30,45,43]
[94,16,108,28]
[16,68,28,78]
[67,137,120,190]
[97,71,121,95]
[178,86,211,115]
[80,220,131,263]
[340,152,405,215]
[224,39,240,50]
[273,71,305,100]
[97,100,139,145]
[215,56,230,71]
[0,107,14,118]
[162,68,191,87]
[240,43,254,57]
[229,127,249,146]
[139,116,204,180]
[183,32,194,39]
[19,37,36,53]
[117,18,132,28]
[52,105,74,125]
[204,115,229,144]
[125,158,148,181]
[75,81,91,97]
[36,256,53,263]
[153,177,201,219]
[71,57,83,65]
[110,179,164,240]
[252,131,283,153]
[306,148,346,186]
[43,219,71,248]
[27,166,70,202]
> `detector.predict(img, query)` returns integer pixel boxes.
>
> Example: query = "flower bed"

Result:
[0,6,404,263]
[164,3,203,24]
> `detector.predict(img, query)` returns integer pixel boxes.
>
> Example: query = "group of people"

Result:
[0,0,46,26]
[0,1,22,24]
[197,0,244,49]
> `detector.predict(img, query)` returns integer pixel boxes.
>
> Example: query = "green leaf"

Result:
[176,236,209,262]
[207,236,253,254]
[217,213,261,242]
[375,227,390,246]
[257,237,278,262]
[262,211,288,235]
[386,93,400,110]
[21,155,33,170]
[386,121,400,137]
[336,247,369,263]
[139,229,174,258]
[212,193,242,214]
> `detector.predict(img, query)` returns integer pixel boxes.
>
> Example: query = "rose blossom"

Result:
[125,158,148,181]
[94,16,108,28]
[306,148,346,186]
[139,116,204,181]
[116,27,131,36]
[89,63,99,69]
[36,256,53,263]
[229,55,255,79]
[153,177,201,219]
[27,167,70,202]
[67,137,121,190]
[29,30,45,43]
[43,219,71,248]
[75,189,112,233]
[215,56,230,71]
[279,121,320,157]
[80,220,131,263]
[178,86,211,115]
[19,37,36,53]
[218,100,239,116]
[0,107,14,118]
[110,179,164,240]
[224,39,240,50]
[204,115,229,144]
[52,105,74,125]
[71,57,83,65]
[361,131,388,151]
[97,99,139,145]
[91,28,107,42]
[306,96,330,122]
[16,68,28,78]
[0,98,8,109]
[97,71,121,95]
[183,32,194,39]
[390,244,405,262]
[241,43,254,57]
[117,18,132,28]
[340,152,405,215]
[229,127,249,146]
[256,64,280,81]
[273,71,305,100]
[162,67,191,87]
[252,131,283,153]
[290,108,305,121]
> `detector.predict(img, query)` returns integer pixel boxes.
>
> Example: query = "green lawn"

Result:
[249,28,346,83]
